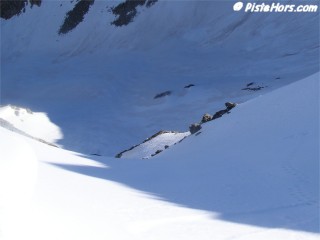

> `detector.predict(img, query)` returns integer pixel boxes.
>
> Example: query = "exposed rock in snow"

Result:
[184,84,195,89]
[154,91,172,99]
[117,130,190,159]
[242,82,267,91]
[0,0,41,19]
[189,123,202,134]
[59,0,94,35]
[111,0,158,27]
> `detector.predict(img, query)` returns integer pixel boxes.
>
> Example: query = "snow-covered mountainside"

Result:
[1,0,319,156]
[0,73,318,240]
[1,2,319,237]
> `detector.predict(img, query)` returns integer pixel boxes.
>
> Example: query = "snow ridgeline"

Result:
[116,102,237,159]
[0,105,62,145]
[0,102,238,159]
[0,73,318,240]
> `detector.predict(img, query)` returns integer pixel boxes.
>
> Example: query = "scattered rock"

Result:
[154,91,171,99]
[184,84,195,89]
[242,82,266,91]
[242,86,265,91]
[201,113,213,123]
[151,149,162,157]
[164,145,169,149]
[189,123,202,134]
[195,132,202,136]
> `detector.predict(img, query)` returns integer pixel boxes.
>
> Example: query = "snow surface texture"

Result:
[0,73,319,240]
[1,0,319,156]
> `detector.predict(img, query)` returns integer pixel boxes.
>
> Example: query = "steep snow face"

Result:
[0,73,318,240]
[0,105,62,143]
[1,0,319,155]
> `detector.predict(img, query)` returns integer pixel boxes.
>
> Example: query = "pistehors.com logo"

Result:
[233,1,318,12]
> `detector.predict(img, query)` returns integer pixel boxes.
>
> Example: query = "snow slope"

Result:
[1,0,319,156]
[0,73,318,240]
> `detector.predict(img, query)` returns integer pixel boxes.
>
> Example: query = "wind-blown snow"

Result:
[0,73,318,240]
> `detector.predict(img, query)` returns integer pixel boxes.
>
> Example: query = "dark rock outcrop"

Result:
[111,0,158,27]
[0,0,41,19]
[59,0,95,35]
[151,149,162,157]
[154,91,171,99]
[184,84,195,89]
[0,0,37,19]
[1,0,26,20]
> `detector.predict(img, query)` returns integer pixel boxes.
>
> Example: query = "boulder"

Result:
[201,113,213,123]
[225,102,237,110]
